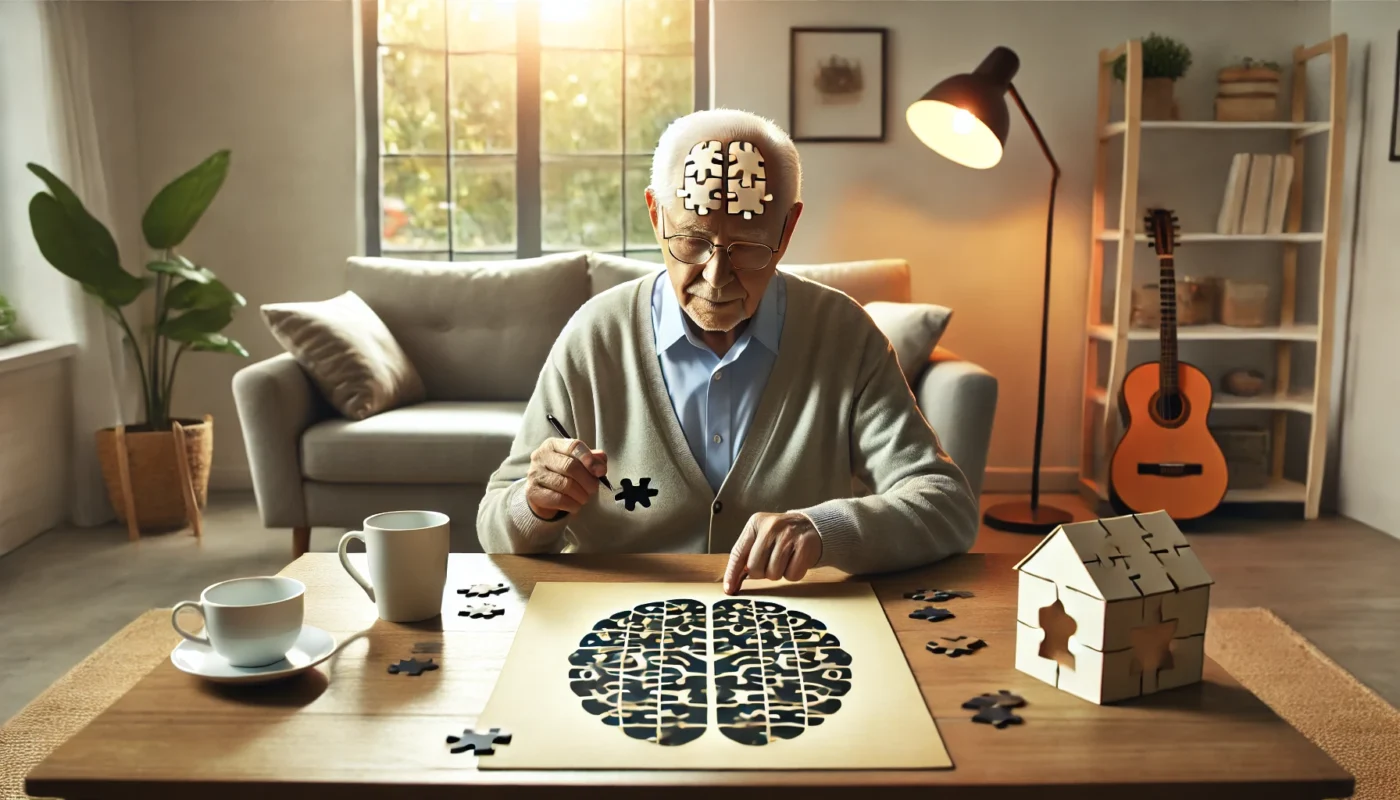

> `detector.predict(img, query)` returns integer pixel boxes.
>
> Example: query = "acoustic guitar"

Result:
[1109,208,1228,520]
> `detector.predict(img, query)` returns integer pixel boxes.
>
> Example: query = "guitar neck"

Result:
[1159,254,1180,394]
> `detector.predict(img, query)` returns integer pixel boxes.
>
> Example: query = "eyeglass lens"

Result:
[667,237,773,271]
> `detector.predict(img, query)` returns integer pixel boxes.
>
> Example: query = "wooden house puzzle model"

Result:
[1013,511,1213,704]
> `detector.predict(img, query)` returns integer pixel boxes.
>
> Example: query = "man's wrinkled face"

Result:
[647,139,799,334]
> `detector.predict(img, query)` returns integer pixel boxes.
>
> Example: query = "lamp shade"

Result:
[906,46,1020,169]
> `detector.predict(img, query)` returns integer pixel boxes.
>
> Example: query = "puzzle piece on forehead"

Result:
[727,141,766,187]
[459,603,504,619]
[614,477,659,511]
[387,657,439,676]
[926,638,986,658]
[678,140,724,215]
[445,727,512,755]
[726,186,773,220]
[458,582,508,598]
[972,706,1024,729]
[961,690,1026,710]
[909,606,955,623]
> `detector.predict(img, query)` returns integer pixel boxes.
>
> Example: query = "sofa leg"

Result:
[292,526,311,559]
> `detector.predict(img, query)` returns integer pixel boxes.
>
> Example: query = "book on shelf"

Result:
[1266,154,1294,234]
[1239,154,1274,235]
[1216,153,1251,234]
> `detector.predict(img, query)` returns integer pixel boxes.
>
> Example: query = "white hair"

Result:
[649,108,803,213]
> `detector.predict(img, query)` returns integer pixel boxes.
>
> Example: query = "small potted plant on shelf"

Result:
[1216,57,1283,121]
[0,292,24,346]
[26,150,248,536]
[1113,33,1193,121]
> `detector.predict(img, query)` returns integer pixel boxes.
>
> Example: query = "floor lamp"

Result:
[906,46,1073,534]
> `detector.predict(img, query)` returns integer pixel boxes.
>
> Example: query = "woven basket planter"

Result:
[95,415,213,537]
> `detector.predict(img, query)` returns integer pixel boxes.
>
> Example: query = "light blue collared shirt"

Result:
[651,272,786,494]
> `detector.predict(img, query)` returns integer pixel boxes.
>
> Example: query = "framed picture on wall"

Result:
[1390,30,1400,162]
[789,27,887,142]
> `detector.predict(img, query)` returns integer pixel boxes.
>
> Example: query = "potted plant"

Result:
[0,292,23,346]
[26,150,248,533]
[1113,33,1192,121]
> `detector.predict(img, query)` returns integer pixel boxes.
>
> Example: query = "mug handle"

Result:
[171,601,210,646]
[338,530,375,603]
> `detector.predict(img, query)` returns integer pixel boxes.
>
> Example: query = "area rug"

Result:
[2,608,1395,799]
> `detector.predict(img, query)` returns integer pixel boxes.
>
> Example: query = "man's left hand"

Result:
[723,512,823,595]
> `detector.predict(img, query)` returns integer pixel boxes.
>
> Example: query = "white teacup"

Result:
[171,576,305,668]
[338,510,450,623]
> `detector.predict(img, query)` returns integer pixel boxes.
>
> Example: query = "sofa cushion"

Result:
[588,252,663,296]
[346,253,591,401]
[260,291,425,420]
[586,252,912,305]
[864,301,953,384]
[301,401,525,484]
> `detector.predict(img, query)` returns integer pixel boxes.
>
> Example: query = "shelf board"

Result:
[1098,230,1325,243]
[1223,478,1307,503]
[1088,387,1313,413]
[1101,120,1331,138]
[1088,323,1319,342]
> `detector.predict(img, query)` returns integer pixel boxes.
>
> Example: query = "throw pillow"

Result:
[864,301,953,385]
[261,291,426,420]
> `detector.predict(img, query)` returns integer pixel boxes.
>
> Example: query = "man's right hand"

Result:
[525,438,608,519]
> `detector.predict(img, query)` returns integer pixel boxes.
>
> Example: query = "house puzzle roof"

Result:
[1012,510,1214,601]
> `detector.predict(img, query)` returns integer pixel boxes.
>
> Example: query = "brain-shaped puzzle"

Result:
[567,598,852,747]
[676,140,774,220]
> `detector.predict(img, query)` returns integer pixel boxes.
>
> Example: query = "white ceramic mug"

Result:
[171,576,305,668]
[338,510,450,623]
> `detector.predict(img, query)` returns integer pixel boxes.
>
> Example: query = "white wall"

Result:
[129,0,361,488]
[713,0,1330,490]
[1331,1,1400,539]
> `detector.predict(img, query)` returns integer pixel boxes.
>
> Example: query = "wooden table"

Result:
[28,553,1354,799]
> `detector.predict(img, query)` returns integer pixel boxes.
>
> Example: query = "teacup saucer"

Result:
[171,625,338,684]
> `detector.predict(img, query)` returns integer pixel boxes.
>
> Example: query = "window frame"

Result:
[361,0,710,261]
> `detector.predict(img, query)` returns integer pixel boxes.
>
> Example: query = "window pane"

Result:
[542,157,622,251]
[382,156,448,249]
[451,54,516,153]
[625,155,655,249]
[540,0,621,50]
[383,251,453,261]
[626,55,692,153]
[379,0,444,48]
[447,0,515,52]
[625,0,691,55]
[382,48,446,154]
[541,51,622,154]
[453,157,517,250]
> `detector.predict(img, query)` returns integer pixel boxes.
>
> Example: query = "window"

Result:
[368,0,705,262]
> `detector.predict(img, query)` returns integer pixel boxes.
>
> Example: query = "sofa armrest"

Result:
[232,353,328,528]
[914,346,997,501]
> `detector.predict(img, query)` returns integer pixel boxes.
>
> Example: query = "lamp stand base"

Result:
[983,500,1074,534]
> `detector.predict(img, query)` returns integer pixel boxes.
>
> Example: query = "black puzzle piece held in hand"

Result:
[446,727,513,755]
[614,477,659,511]
[387,657,439,676]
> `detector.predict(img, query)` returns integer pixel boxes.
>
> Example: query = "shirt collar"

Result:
[652,271,785,355]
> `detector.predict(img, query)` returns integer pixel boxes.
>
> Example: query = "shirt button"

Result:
[712,434,722,444]
[713,500,723,514]
[713,371,722,381]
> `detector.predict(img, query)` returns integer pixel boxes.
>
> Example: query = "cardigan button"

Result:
[713,500,723,514]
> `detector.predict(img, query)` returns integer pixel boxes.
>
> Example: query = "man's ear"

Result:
[774,202,803,260]
[646,187,660,229]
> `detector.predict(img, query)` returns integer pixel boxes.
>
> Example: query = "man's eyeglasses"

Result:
[660,210,786,272]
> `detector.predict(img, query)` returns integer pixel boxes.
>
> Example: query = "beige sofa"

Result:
[232,252,998,556]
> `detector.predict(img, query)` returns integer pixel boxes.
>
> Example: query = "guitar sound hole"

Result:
[1151,390,1188,427]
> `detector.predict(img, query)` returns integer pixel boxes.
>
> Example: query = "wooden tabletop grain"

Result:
[27,553,1353,800]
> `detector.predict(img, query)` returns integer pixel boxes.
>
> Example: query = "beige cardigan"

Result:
[475,271,978,575]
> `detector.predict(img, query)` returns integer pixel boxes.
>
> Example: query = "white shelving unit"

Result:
[1079,35,1348,519]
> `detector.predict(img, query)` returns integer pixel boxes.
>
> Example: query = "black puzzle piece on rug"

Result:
[457,582,508,598]
[388,657,439,676]
[446,727,513,755]
[459,604,504,619]
[614,478,659,511]
[909,606,955,623]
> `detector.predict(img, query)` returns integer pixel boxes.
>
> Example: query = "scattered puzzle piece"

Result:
[909,606,955,623]
[614,478,659,511]
[962,690,1026,710]
[387,657,439,676]
[904,588,975,602]
[972,706,1024,729]
[458,583,508,598]
[926,638,986,658]
[446,727,512,755]
[459,604,504,619]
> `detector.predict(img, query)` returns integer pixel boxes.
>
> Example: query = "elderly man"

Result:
[477,108,978,593]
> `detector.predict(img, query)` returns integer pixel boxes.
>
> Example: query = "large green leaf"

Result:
[28,194,146,307]
[159,306,235,341]
[147,259,214,283]
[165,278,245,311]
[142,150,231,249]
[26,163,121,268]
[188,333,249,357]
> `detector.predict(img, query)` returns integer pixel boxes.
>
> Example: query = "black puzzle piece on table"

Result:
[972,706,1024,729]
[614,478,659,511]
[387,657,439,676]
[446,727,513,755]
[926,638,986,658]
[909,606,955,623]
[457,582,508,598]
[962,690,1026,710]
[459,604,504,619]
[903,588,975,602]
